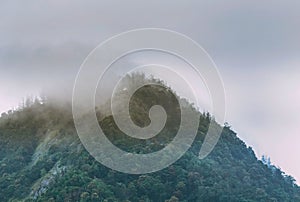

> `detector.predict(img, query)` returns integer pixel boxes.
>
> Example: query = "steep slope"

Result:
[0,78,299,201]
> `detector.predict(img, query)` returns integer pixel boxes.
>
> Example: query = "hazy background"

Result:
[1,1,300,182]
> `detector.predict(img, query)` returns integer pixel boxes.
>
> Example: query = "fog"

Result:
[1,0,300,182]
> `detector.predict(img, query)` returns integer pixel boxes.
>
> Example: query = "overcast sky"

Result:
[1,0,300,183]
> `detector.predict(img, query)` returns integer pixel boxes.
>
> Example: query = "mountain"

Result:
[0,75,299,202]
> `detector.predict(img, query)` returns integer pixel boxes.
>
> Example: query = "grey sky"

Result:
[0,0,300,182]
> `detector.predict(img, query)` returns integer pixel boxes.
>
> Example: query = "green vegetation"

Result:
[0,75,299,201]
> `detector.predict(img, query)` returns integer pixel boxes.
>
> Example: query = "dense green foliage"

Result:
[0,76,299,201]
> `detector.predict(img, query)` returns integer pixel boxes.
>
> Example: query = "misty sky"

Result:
[1,1,300,182]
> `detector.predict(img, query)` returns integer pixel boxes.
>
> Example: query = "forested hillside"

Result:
[0,76,299,201]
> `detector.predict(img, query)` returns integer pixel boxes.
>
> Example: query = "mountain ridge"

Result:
[0,75,299,201]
